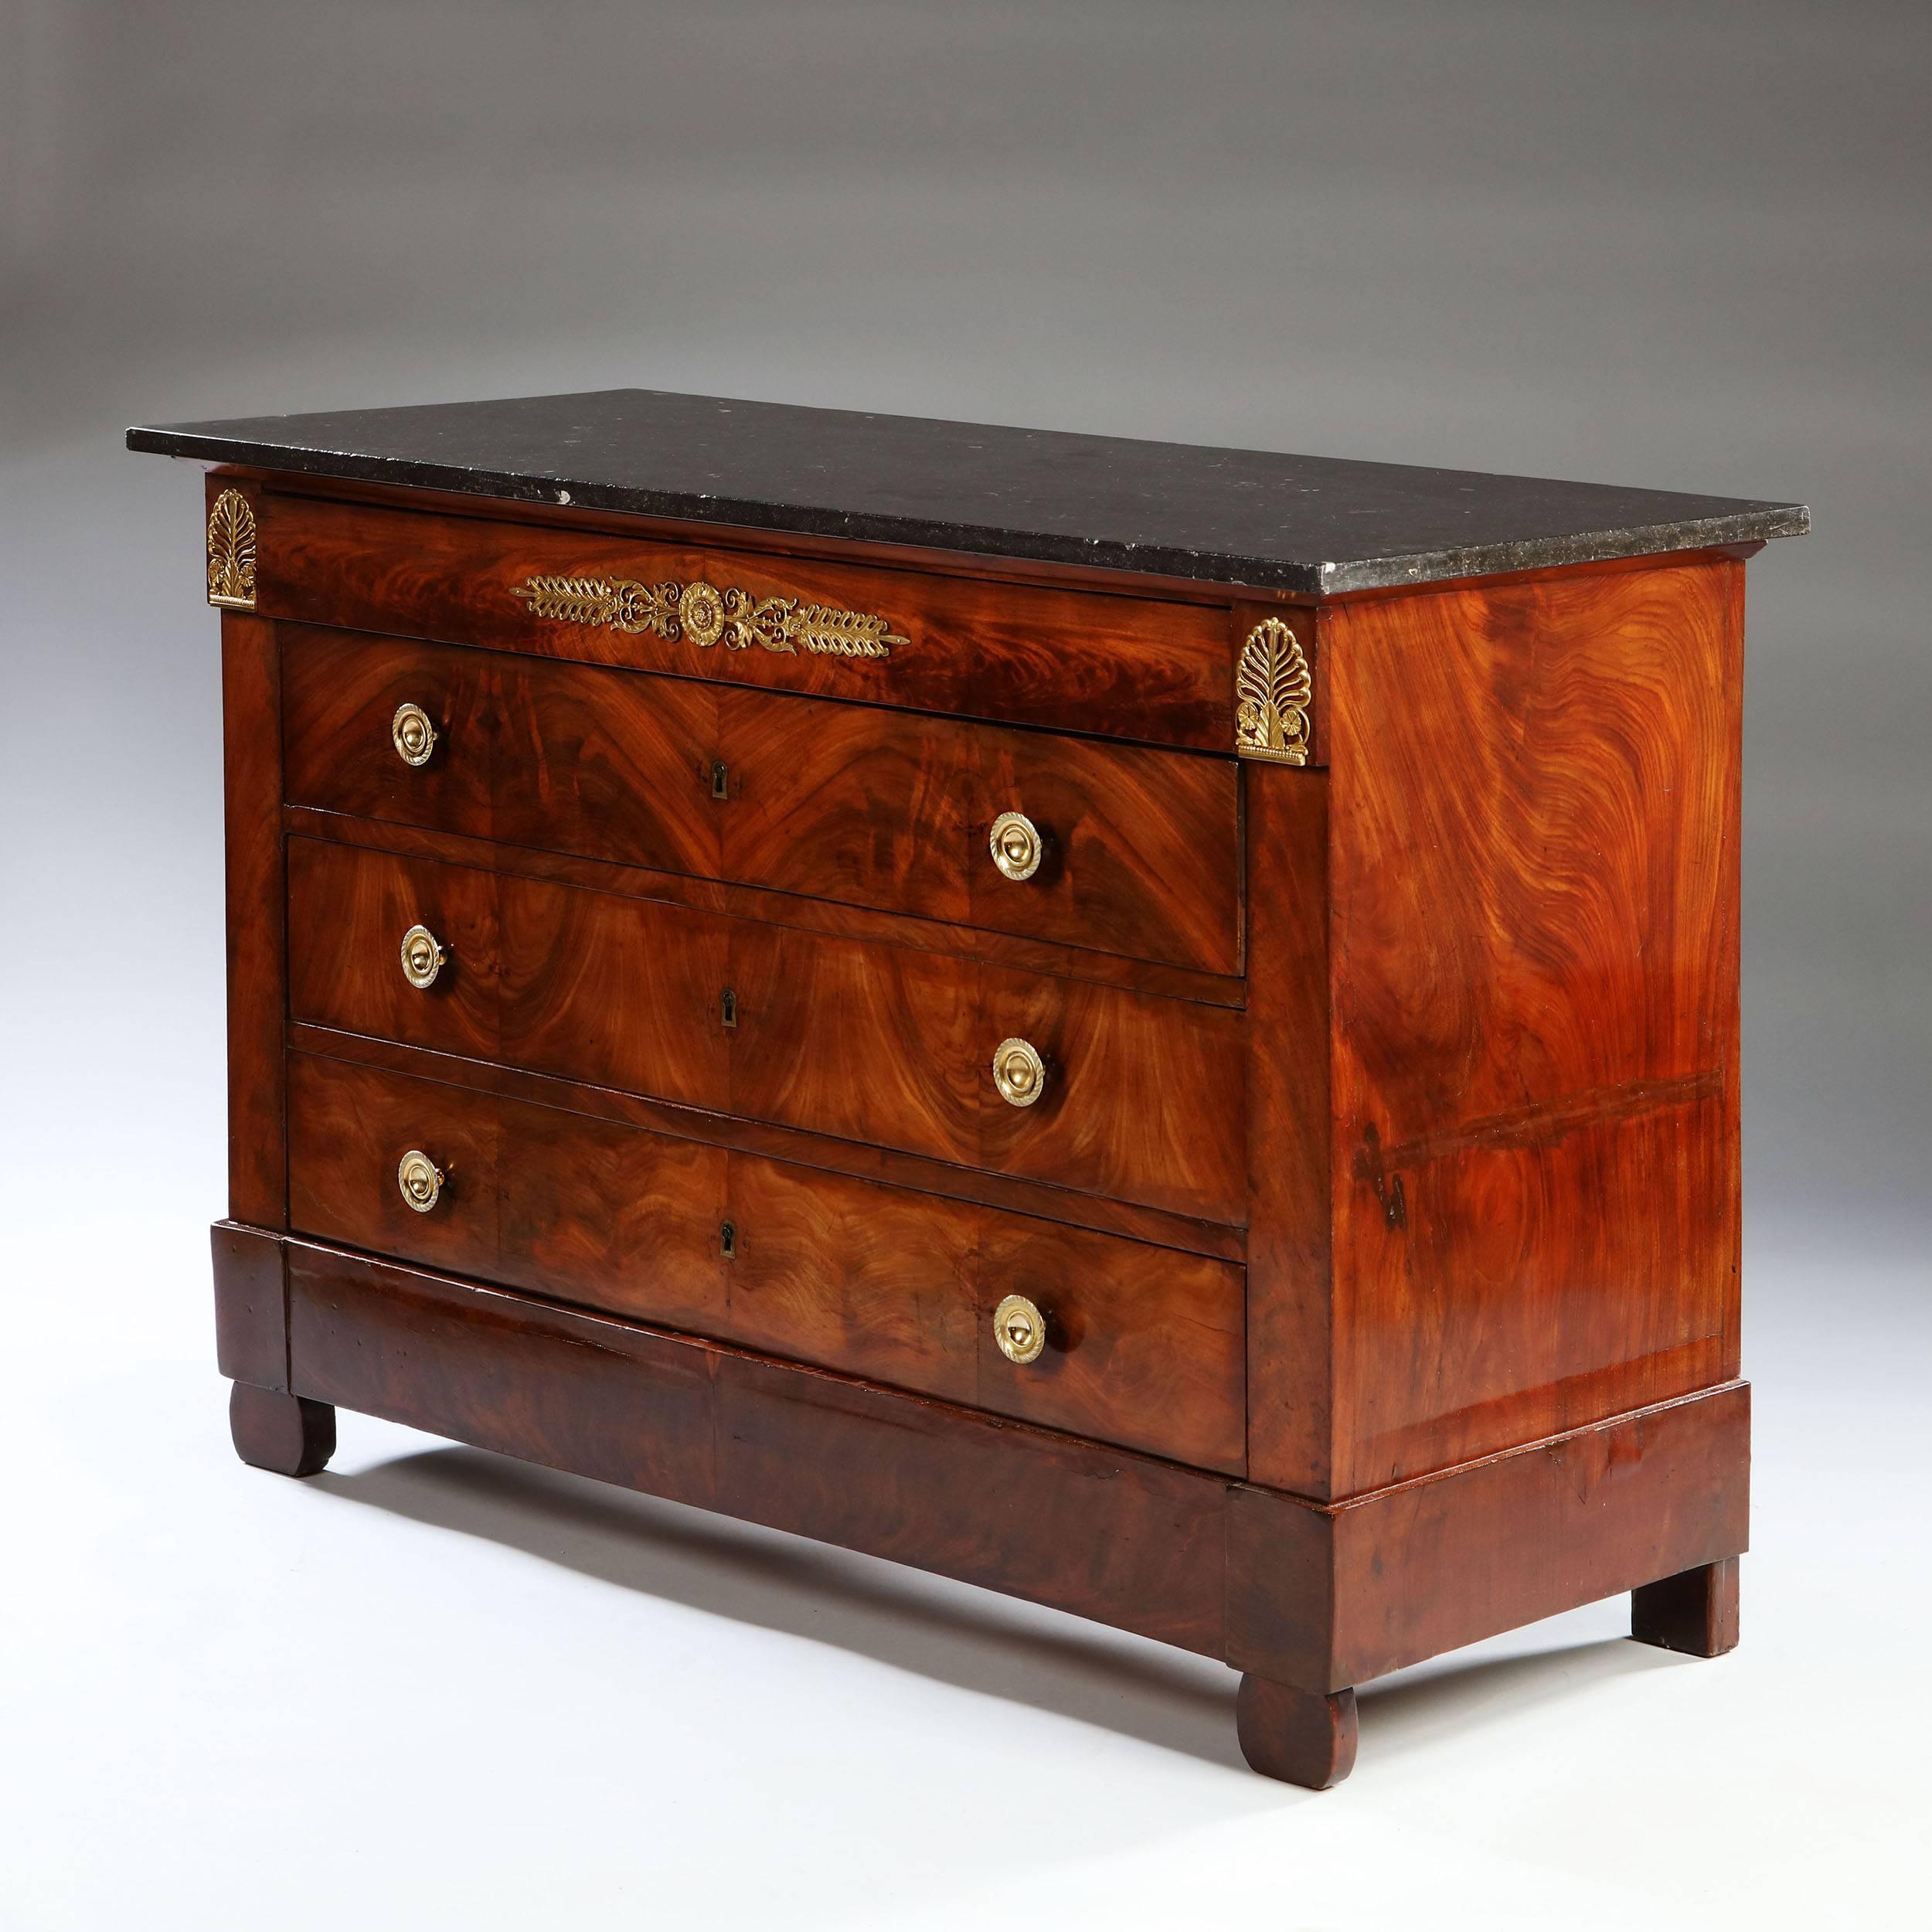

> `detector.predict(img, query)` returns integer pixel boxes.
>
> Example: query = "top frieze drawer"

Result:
[240,484,1236,750]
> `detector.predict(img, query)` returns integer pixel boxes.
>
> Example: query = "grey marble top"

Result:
[127,388,1808,594]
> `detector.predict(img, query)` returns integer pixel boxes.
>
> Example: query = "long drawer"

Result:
[287,837,1248,1224]
[287,1053,1247,1472]
[281,626,1242,975]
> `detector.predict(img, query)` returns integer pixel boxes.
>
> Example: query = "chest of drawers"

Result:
[130,390,1805,1786]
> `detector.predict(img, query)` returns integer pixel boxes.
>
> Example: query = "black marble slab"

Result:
[127,388,1808,595]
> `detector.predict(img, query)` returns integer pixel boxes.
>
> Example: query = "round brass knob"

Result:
[988,810,1044,882]
[396,1149,444,1213]
[392,702,437,767]
[992,1036,1046,1108]
[993,1293,1046,1366]
[400,923,447,990]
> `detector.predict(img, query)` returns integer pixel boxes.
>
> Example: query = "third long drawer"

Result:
[287,1053,1247,1472]
[287,835,1247,1225]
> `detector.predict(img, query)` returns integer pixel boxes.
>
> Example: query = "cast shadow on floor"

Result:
[315,1440,1677,1781]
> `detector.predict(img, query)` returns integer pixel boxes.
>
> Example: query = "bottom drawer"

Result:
[287,1053,1246,1474]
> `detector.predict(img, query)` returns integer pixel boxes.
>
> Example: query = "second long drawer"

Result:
[287,836,1247,1224]
[287,1053,1247,1472]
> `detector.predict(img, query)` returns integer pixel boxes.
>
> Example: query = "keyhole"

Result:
[711,759,730,801]
[720,1219,737,1260]
[721,988,738,1029]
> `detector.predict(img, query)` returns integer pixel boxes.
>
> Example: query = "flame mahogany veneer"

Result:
[145,393,1802,1787]
[281,625,1244,975]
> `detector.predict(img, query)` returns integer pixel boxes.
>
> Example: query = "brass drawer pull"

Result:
[992,1037,1046,1107]
[988,811,1044,882]
[993,1293,1046,1365]
[400,923,447,990]
[392,702,437,767]
[396,1149,445,1213]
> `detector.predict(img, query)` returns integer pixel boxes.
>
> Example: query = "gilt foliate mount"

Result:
[206,488,257,611]
[1235,617,1312,765]
[512,573,908,661]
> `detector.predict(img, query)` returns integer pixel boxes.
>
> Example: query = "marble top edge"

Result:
[125,387,1809,594]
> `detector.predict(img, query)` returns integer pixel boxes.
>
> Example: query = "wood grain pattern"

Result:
[219,598,287,1226]
[257,491,1234,750]
[286,837,1247,1223]
[282,622,717,876]
[285,1237,1233,1655]
[285,834,725,1105]
[267,1231,1750,1691]
[1243,764,1332,1495]
[719,681,1242,972]
[1226,1379,1751,1690]
[1323,556,1744,1492]
[1235,1678,1358,1789]
[281,627,1241,974]
[282,804,1247,1011]
[286,1022,1247,1263]
[211,1219,288,1390]
[285,1053,1247,1469]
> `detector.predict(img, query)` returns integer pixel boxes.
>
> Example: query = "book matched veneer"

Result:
[282,625,1243,975]
[285,1052,1247,1471]
[285,835,1248,1225]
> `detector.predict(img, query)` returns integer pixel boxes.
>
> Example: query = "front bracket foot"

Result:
[1235,1674,1359,1788]
[1631,1556,1740,1658]
[229,1382,335,1478]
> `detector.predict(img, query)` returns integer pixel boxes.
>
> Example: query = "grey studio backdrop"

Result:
[2,3,1927,1926]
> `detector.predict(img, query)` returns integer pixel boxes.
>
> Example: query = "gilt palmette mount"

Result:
[206,488,257,610]
[512,573,907,661]
[1235,616,1311,764]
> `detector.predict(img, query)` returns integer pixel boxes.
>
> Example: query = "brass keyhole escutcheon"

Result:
[400,923,447,990]
[393,702,437,767]
[988,811,1043,882]
[396,1149,445,1213]
[992,1036,1046,1108]
[993,1293,1046,1366]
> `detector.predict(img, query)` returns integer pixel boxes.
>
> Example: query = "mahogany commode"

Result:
[130,390,1806,1786]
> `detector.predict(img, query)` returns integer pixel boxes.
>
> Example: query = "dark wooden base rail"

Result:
[215,1220,1748,1783]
